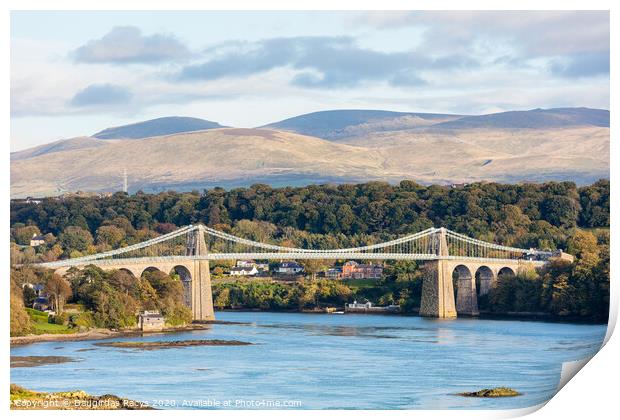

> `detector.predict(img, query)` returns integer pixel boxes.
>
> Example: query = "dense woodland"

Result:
[10,179,610,335]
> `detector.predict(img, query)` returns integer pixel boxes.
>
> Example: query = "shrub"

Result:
[70,312,95,329]
[164,305,192,326]
[52,312,69,325]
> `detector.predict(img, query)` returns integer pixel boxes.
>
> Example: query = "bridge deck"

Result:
[36,254,546,269]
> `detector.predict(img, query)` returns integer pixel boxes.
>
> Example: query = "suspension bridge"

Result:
[35,224,566,320]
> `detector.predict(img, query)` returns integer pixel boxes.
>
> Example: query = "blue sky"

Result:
[11,11,610,150]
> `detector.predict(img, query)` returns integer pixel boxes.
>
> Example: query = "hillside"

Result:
[93,116,225,139]
[10,137,110,161]
[11,128,390,197]
[338,126,609,185]
[434,107,610,129]
[10,107,610,198]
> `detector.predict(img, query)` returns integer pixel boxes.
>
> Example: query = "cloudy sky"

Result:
[11,11,609,151]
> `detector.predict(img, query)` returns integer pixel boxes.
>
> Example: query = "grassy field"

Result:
[340,278,381,288]
[25,308,74,334]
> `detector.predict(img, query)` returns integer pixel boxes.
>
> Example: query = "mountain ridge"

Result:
[10,107,609,198]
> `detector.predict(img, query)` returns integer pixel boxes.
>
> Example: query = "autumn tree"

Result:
[10,281,31,336]
[44,273,72,314]
[96,225,125,248]
[214,288,231,309]
[299,259,333,281]
[12,225,41,245]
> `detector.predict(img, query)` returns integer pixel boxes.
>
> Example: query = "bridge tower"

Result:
[419,228,457,318]
[187,226,215,321]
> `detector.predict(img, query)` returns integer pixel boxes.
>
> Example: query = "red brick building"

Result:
[341,261,383,279]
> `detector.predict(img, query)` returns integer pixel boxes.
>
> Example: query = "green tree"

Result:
[96,225,125,248]
[58,226,94,254]
[12,225,41,245]
[540,195,580,228]
[214,288,231,309]
[299,259,332,281]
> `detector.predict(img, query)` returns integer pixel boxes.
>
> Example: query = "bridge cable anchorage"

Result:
[34,225,550,269]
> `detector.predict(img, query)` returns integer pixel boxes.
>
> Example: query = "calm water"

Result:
[10,312,607,410]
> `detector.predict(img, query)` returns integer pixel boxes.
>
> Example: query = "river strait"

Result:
[10,311,607,409]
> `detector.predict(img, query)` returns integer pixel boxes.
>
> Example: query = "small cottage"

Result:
[230,266,259,276]
[277,261,304,274]
[138,311,165,332]
[30,234,46,247]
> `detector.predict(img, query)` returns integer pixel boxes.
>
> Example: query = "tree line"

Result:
[9,179,610,331]
[11,179,609,253]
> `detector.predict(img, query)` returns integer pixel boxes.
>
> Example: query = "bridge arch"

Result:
[452,265,472,281]
[452,265,479,316]
[498,267,516,278]
[140,266,167,278]
[475,266,495,296]
[116,267,138,278]
[170,265,193,308]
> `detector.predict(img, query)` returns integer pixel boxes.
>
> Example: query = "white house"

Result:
[236,260,255,268]
[30,234,46,247]
[346,300,373,309]
[277,262,304,274]
[230,266,259,276]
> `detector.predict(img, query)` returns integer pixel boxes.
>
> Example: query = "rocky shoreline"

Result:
[10,324,209,346]
[94,339,254,349]
[10,384,151,410]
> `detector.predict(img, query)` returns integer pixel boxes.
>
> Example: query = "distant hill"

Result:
[93,116,225,139]
[263,107,609,139]
[11,128,387,197]
[435,107,610,129]
[262,109,463,140]
[10,107,610,198]
[10,137,108,161]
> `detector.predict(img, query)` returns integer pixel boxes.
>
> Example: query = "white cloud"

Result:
[73,26,190,64]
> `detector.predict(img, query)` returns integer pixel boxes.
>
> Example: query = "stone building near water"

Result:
[138,311,165,332]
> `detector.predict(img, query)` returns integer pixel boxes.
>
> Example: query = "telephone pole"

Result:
[123,168,128,193]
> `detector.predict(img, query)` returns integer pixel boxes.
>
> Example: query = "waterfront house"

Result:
[235,260,269,272]
[230,266,259,276]
[277,261,304,274]
[347,300,373,309]
[345,300,400,313]
[341,261,383,279]
[138,310,165,332]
